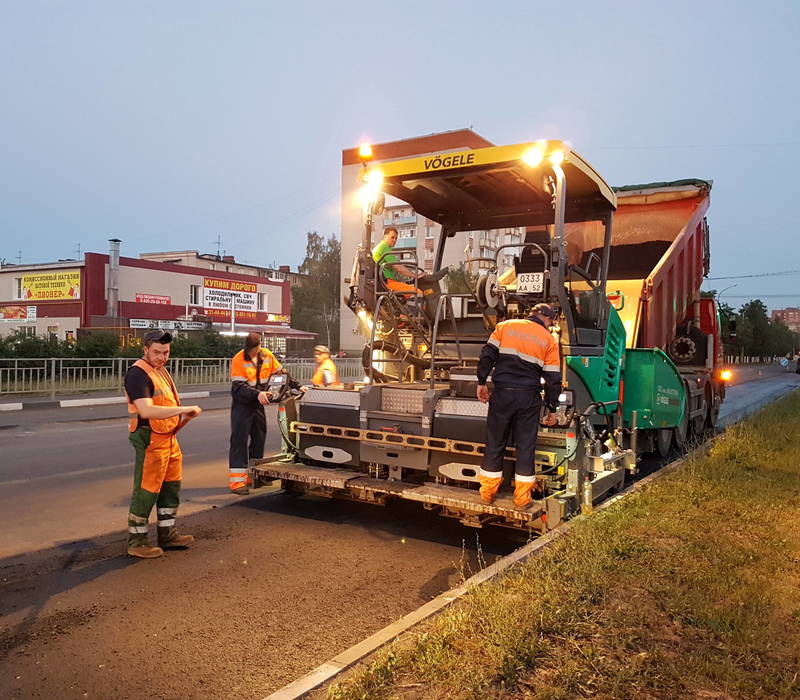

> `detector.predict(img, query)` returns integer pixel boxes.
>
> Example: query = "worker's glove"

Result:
[541,411,558,427]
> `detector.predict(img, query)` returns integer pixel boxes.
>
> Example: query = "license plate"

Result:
[517,272,544,293]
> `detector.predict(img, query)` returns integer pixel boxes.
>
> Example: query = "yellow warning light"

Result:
[720,369,733,381]
[366,168,384,187]
[549,149,565,166]
[521,145,544,168]
[357,307,374,331]
[358,143,373,161]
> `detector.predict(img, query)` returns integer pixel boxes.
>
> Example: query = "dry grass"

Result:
[327,392,800,700]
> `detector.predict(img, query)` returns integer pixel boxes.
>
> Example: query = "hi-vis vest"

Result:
[311,357,340,386]
[126,359,181,434]
[230,348,281,386]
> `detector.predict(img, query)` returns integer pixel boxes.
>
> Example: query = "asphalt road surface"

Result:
[0,370,798,699]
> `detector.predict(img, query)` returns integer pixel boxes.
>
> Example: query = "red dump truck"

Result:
[585,178,726,453]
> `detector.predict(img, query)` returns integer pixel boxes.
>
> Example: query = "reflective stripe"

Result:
[128,512,148,524]
[487,338,500,347]
[157,507,177,515]
[247,380,257,386]
[157,518,176,528]
[543,365,560,372]
[498,346,545,366]
[229,475,248,483]
[228,468,248,474]
[479,468,503,478]
[514,473,536,483]
[128,525,149,534]
[231,375,247,382]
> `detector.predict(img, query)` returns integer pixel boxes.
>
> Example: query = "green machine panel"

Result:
[622,348,686,429]
[565,306,626,412]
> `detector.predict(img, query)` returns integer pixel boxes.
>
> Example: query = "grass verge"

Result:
[326,391,800,700]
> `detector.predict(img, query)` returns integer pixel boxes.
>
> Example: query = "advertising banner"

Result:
[22,270,81,300]
[130,319,206,330]
[203,277,258,319]
[0,305,37,321]
[135,293,171,305]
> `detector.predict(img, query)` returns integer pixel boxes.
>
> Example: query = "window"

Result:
[424,259,433,271]
[425,227,434,238]
[190,285,201,305]
[13,278,22,299]
[18,326,36,337]
[257,293,266,311]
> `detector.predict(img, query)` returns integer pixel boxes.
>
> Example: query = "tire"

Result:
[668,326,708,366]
[657,428,673,458]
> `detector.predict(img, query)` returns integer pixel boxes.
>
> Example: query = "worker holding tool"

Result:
[124,330,202,559]
[476,304,561,509]
[228,333,302,494]
[311,345,341,387]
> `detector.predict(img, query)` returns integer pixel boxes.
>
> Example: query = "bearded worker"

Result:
[124,331,202,559]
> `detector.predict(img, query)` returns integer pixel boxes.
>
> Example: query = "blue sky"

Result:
[1,1,798,307]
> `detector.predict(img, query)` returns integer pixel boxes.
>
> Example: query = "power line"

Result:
[707,269,800,281]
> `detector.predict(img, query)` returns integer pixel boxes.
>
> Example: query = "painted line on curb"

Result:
[262,385,800,700]
[0,403,23,412]
[59,391,211,408]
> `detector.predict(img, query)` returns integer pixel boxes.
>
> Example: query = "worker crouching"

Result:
[476,304,561,509]
[311,345,341,387]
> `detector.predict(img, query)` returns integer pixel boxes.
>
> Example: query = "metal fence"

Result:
[0,357,365,396]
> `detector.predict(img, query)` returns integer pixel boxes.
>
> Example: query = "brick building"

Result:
[0,240,313,353]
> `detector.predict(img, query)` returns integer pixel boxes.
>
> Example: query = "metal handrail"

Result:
[428,293,464,389]
[374,249,421,299]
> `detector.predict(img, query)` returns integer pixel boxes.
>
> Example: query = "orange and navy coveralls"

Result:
[228,347,281,492]
[311,356,340,387]
[476,316,561,507]
[125,359,184,548]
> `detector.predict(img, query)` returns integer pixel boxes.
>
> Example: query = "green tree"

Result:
[75,332,120,358]
[446,263,478,294]
[737,299,770,358]
[291,231,340,350]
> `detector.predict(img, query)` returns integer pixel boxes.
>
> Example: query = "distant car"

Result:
[796,359,800,374]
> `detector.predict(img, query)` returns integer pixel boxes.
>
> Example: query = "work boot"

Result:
[127,544,164,559]
[158,532,195,549]
[232,486,250,495]
[513,480,534,509]
[478,474,502,504]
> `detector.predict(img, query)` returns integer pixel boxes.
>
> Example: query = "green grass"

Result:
[326,392,800,700]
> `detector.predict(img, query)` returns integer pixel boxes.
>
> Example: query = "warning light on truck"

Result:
[720,369,732,381]
[521,145,544,167]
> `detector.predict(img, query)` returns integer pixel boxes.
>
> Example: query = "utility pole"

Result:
[16,250,22,265]
[75,243,82,259]
[214,235,223,259]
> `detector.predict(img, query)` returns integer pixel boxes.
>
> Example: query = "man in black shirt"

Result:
[124,331,202,559]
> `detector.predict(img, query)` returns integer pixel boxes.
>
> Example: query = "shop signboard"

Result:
[135,293,171,305]
[21,269,80,300]
[203,277,258,320]
[0,305,37,321]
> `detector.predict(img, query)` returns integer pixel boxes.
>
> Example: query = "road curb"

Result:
[0,389,221,413]
[263,386,800,700]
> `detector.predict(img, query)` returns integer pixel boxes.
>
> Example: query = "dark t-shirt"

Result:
[125,366,154,429]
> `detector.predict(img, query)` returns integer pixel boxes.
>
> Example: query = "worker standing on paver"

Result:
[476,304,561,509]
[311,345,341,387]
[125,330,202,559]
[228,333,284,494]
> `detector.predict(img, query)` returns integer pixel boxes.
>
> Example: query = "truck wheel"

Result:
[668,327,708,366]
[673,409,689,450]
[706,385,720,429]
[657,428,673,458]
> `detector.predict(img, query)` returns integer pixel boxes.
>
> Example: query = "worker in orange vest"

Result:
[311,345,341,387]
[228,333,300,494]
[125,331,202,559]
[476,304,561,509]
